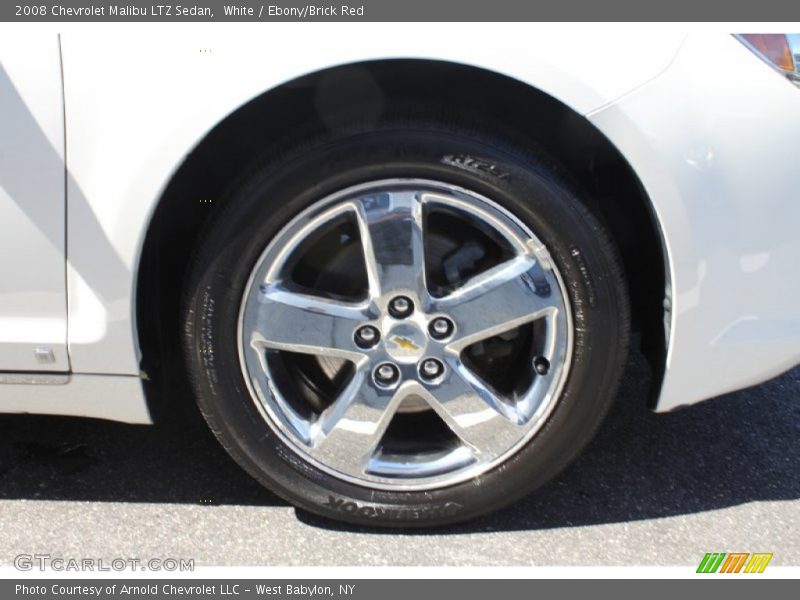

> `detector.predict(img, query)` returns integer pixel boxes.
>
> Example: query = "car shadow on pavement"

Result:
[0,388,283,508]
[1,353,798,532]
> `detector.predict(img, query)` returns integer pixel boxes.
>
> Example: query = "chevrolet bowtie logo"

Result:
[390,336,420,351]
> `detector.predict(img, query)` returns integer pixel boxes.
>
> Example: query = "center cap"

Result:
[385,322,427,363]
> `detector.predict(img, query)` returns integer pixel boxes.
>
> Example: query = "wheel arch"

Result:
[135,59,669,420]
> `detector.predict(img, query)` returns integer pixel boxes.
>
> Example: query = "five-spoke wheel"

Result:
[239,181,571,489]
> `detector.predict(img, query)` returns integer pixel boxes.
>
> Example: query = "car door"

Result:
[0,34,68,372]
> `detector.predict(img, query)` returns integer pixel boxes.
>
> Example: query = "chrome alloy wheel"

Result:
[238,179,572,491]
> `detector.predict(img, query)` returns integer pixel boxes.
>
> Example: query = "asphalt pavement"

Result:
[0,354,798,567]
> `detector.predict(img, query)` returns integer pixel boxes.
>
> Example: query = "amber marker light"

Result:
[740,34,795,72]
[736,34,800,89]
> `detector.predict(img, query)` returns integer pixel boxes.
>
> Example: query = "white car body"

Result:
[1,27,799,423]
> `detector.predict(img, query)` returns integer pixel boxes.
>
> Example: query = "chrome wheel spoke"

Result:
[419,363,523,454]
[308,371,406,473]
[438,256,559,351]
[354,191,426,299]
[250,283,368,361]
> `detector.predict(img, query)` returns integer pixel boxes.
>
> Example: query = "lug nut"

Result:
[388,296,414,318]
[419,358,445,381]
[533,356,550,376]
[374,363,400,386]
[429,317,454,340]
[354,325,380,348]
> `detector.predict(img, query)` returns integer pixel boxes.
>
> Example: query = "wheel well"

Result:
[136,59,667,420]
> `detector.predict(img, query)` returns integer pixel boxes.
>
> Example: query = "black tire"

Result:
[182,119,630,528]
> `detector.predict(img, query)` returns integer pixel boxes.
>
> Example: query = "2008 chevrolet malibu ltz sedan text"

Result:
[1,29,798,526]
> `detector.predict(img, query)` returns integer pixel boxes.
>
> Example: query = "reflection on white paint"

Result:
[685,143,715,171]
[66,268,107,344]
[0,317,66,343]
[740,252,769,273]
[712,316,800,345]
[676,260,707,314]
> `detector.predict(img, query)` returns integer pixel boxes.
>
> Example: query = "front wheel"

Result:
[183,122,629,527]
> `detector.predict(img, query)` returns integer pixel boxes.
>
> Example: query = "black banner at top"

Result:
[3,0,800,22]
